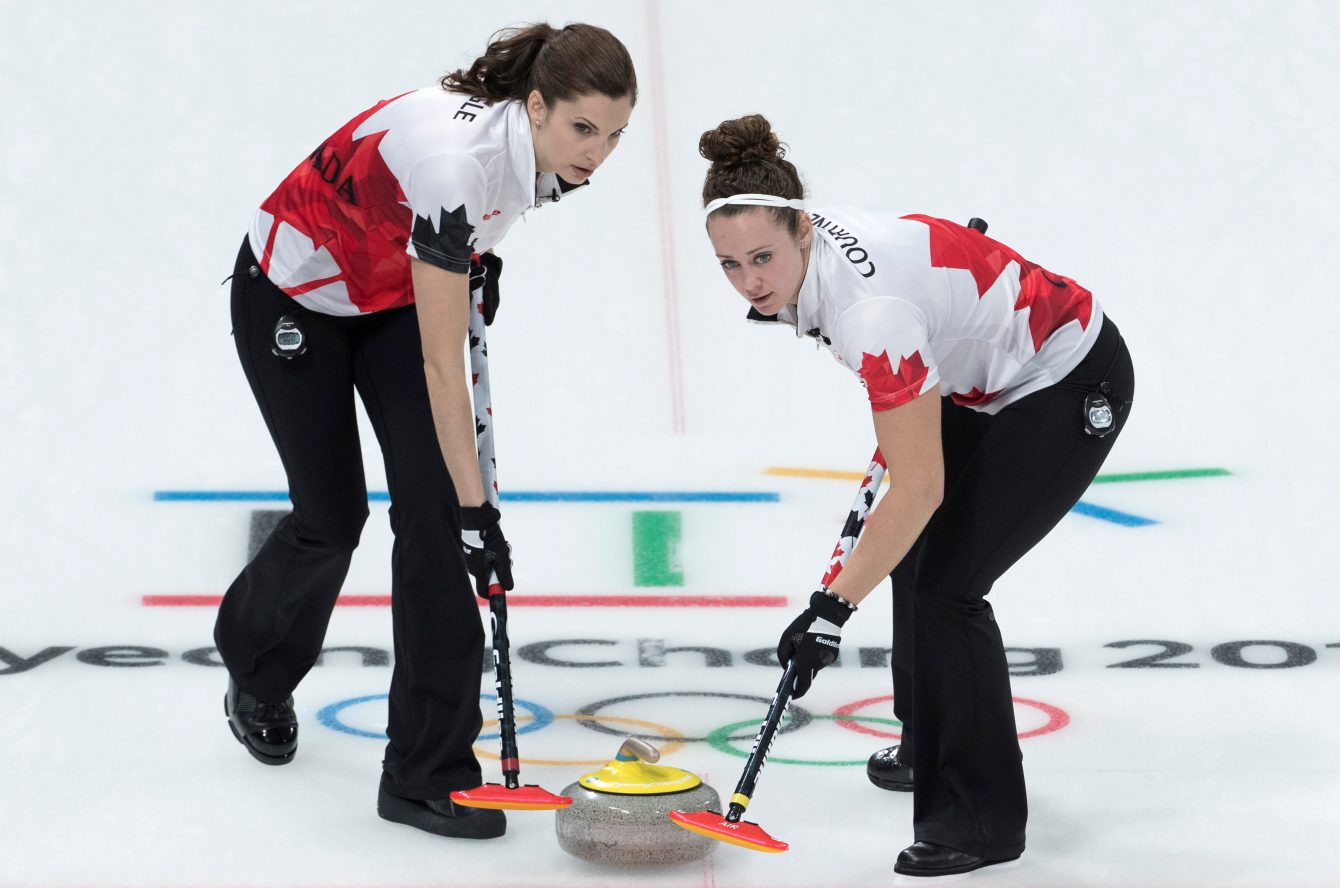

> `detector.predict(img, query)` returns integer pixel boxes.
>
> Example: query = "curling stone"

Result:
[555,737,720,866]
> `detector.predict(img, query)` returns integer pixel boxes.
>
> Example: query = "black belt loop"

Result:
[1098,328,1130,411]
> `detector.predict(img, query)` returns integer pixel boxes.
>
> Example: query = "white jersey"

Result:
[758,208,1103,414]
[248,89,584,316]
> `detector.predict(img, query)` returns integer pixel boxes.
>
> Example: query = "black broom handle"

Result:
[725,660,800,822]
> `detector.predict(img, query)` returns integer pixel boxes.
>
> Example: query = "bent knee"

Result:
[290,504,369,551]
[912,571,995,610]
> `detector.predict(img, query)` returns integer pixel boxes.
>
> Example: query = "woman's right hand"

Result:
[469,252,503,325]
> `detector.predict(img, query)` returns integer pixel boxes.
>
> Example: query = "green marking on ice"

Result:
[633,511,683,587]
[1091,468,1231,484]
[707,716,903,767]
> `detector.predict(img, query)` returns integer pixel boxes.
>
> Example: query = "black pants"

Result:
[214,239,485,798]
[888,317,1134,859]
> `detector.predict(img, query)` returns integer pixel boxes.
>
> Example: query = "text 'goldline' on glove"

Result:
[777,590,855,698]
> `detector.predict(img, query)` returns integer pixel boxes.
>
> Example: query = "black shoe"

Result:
[894,841,1021,876]
[377,776,506,839]
[224,678,297,766]
[867,744,913,792]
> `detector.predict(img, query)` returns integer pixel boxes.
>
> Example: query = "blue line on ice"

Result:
[1069,501,1157,527]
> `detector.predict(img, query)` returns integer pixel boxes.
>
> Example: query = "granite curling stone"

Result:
[555,737,720,866]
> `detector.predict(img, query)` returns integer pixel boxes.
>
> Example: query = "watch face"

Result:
[273,316,307,357]
[1084,394,1114,436]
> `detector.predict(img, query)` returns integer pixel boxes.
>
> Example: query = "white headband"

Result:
[704,193,806,217]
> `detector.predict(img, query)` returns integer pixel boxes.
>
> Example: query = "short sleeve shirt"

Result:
[767,208,1103,414]
[247,90,579,316]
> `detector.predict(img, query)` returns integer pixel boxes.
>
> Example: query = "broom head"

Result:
[450,783,572,811]
[668,809,788,852]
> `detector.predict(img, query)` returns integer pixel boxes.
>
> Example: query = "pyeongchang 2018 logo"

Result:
[3,636,1332,677]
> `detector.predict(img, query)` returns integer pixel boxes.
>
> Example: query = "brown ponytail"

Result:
[700,114,805,234]
[442,23,638,108]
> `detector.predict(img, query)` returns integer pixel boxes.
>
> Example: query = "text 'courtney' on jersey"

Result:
[247,89,585,316]
[753,208,1103,414]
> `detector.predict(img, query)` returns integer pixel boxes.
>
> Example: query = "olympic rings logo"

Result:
[318,692,1070,768]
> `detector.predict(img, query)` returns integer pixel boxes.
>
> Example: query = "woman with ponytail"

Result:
[700,115,1134,876]
[214,24,635,840]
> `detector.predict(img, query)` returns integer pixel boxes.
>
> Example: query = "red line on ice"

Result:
[645,0,687,434]
[142,594,787,608]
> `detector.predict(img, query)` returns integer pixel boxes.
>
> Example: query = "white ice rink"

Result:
[3,1,1339,886]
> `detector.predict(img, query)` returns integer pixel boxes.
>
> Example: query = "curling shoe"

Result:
[866,744,913,792]
[224,678,297,766]
[894,841,1021,876]
[377,775,506,839]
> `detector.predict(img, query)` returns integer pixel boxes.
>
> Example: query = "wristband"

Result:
[460,503,502,531]
[809,589,856,627]
[821,587,858,610]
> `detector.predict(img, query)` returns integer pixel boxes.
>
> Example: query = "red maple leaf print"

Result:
[1013,279,1092,352]
[259,95,414,312]
[859,350,930,410]
[950,387,1002,408]
[821,543,847,587]
[903,214,1093,351]
[904,214,1001,298]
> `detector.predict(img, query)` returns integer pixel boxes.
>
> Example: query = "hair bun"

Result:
[699,114,784,166]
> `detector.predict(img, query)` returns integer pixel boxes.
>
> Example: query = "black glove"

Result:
[460,503,513,598]
[469,252,503,326]
[777,590,856,698]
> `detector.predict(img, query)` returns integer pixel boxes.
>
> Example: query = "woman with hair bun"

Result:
[700,114,1133,876]
[214,23,636,840]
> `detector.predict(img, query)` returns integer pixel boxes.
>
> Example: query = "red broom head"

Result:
[668,809,788,853]
[450,784,573,811]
